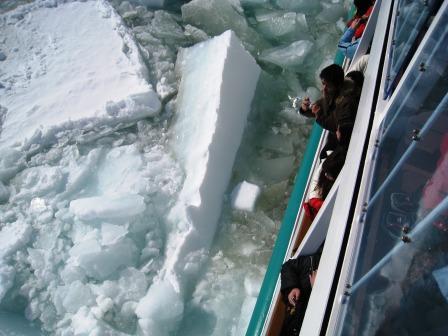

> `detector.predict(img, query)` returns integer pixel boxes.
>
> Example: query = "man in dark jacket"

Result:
[299,65,363,159]
[279,243,325,336]
[299,64,344,126]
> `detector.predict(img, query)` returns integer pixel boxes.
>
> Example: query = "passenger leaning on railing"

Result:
[338,0,374,59]
[296,64,363,160]
[279,242,324,336]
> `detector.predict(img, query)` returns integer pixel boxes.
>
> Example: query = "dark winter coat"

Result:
[280,244,324,336]
[315,78,361,132]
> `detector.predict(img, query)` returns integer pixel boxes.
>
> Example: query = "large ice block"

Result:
[0,0,159,149]
[137,30,260,335]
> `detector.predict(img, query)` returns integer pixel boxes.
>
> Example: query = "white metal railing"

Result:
[326,1,448,335]
[299,0,394,335]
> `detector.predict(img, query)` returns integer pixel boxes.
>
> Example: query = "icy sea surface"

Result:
[0,0,347,334]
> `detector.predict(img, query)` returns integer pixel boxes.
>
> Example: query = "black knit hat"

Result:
[320,64,345,89]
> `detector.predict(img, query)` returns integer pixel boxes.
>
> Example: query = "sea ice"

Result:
[140,0,165,8]
[181,0,268,53]
[253,155,296,183]
[260,133,294,154]
[259,40,314,69]
[136,280,184,336]
[230,181,261,212]
[0,311,41,336]
[275,0,322,14]
[0,263,15,303]
[12,166,65,201]
[60,280,95,313]
[256,11,308,43]
[138,30,260,333]
[69,194,146,221]
[317,2,346,23]
[0,0,158,149]
[96,145,144,195]
[72,238,138,281]
[101,223,128,246]
[0,220,32,258]
[0,181,9,203]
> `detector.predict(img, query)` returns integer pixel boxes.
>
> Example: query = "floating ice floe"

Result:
[181,0,269,53]
[70,194,146,221]
[231,181,261,212]
[0,0,159,149]
[137,30,260,335]
[259,40,314,69]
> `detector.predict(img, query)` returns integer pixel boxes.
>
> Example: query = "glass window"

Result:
[384,0,442,98]
[338,8,448,336]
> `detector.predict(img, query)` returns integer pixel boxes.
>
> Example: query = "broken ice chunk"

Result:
[12,166,65,201]
[105,91,161,120]
[253,156,296,183]
[260,133,294,155]
[101,223,128,246]
[136,280,184,335]
[230,181,261,212]
[181,0,268,53]
[275,0,322,14]
[69,194,145,221]
[258,40,314,69]
[61,280,95,313]
[316,3,346,23]
[256,11,308,43]
[0,220,32,258]
[0,181,9,203]
[76,239,137,281]
[0,263,15,303]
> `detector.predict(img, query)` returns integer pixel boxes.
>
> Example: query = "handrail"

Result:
[245,50,345,335]
[245,122,323,336]
[351,194,448,293]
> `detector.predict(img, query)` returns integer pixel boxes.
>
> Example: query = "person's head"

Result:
[320,64,344,98]
[346,70,364,89]
[354,0,373,16]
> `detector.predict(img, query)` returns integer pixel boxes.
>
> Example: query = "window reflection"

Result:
[384,0,443,97]
[339,7,448,336]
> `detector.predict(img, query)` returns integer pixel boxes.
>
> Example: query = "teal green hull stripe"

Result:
[245,123,322,336]
[245,49,345,336]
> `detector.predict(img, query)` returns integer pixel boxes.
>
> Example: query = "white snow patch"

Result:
[0,0,159,149]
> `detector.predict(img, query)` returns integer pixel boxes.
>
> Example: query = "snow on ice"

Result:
[0,0,160,149]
